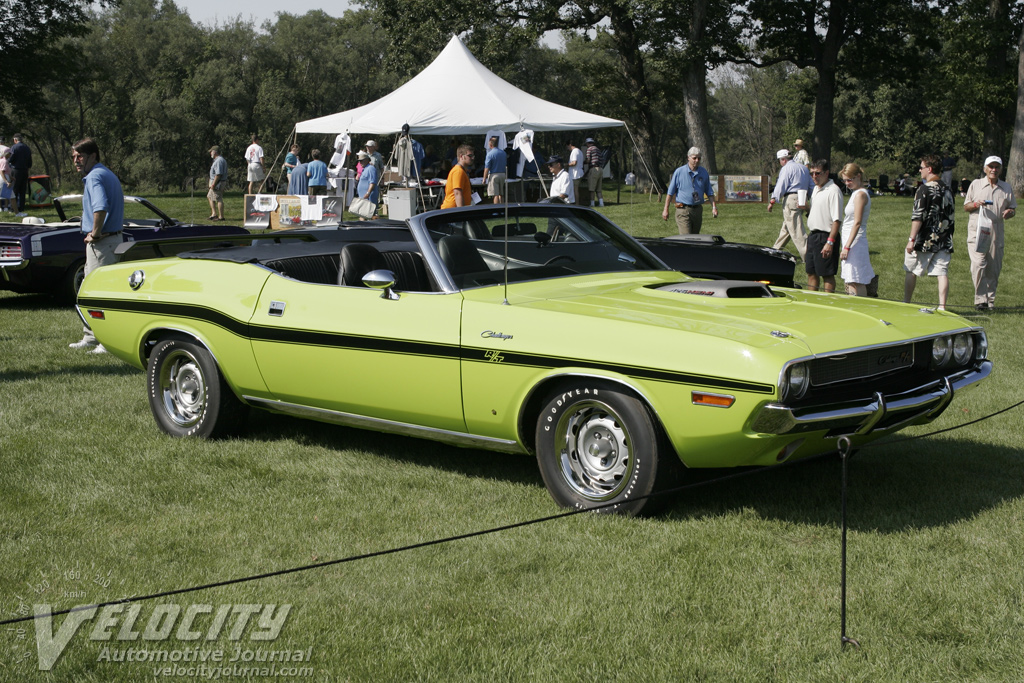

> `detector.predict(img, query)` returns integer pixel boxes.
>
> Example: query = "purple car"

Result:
[0,195,249,302]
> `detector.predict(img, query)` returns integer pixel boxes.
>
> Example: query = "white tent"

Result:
[295,35,623,136]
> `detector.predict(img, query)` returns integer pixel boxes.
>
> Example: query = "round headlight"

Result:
[931,336,952,367]
[975,331,988,360]
[783,363,810,402]
[952,333,973,365]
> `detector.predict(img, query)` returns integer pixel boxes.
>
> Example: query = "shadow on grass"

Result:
[662,438,1024,532]
[0,363,140,382]
[0,293,66,310]
[241,411,1022,529]
[245,411,543,488]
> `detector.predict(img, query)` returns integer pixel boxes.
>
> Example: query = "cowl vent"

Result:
[656,280,776,299]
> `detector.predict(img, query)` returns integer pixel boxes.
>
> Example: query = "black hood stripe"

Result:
[78,297,775,394]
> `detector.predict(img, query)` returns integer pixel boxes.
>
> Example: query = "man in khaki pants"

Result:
[768,149,812,261]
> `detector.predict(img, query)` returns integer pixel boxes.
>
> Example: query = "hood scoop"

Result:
[656,280,776,299]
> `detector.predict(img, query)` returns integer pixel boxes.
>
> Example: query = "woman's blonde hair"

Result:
[840,162,863,180]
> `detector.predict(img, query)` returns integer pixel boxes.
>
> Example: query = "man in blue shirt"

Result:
[768,148,813,260]
[357,162,380,206]
[482,136,507,204]
[306,149,328,196]
[289,156,309,195]
[69,138,124,354]
[662,147,717,234]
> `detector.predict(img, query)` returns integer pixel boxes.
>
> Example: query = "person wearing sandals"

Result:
[207,146,226,221]
[838,163,875,296]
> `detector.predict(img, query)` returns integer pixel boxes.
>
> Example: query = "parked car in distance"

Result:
[0,195,249,302]
[638,234,797,287]
[78,204,990,515]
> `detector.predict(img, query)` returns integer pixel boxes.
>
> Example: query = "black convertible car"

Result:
[0,195,249,302]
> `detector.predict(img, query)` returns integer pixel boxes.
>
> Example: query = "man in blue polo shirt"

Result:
[768,148,813,260]
[662,147,717,234]
[69,138,124,354]
[306,149,328,195]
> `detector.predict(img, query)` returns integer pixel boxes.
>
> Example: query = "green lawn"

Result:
[2,189,1023,681]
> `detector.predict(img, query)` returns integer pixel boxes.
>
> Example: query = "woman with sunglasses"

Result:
[838,163,876,296]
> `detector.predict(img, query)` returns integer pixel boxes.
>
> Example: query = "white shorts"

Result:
[247,162,265,182]
[904,249,950,277]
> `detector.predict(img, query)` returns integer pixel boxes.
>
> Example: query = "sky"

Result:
[171,0,564,48]
[173,0,355,28]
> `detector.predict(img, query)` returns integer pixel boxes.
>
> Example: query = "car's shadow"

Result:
[0,293,66,311]
[245,412,1023,532]
[0,364,139,382]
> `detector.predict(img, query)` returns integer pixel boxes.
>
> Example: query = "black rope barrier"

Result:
[3,396,1021,636]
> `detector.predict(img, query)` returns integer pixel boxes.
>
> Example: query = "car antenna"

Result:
[502,188,510,305]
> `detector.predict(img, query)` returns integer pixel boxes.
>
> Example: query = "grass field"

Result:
[2,188,1023,681]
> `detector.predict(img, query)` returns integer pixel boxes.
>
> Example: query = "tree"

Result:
[1009,22,1024,196]
[0,0,107,130]
[740,0,931,163]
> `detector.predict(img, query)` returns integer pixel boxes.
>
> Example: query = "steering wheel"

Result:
[543,254,576,266]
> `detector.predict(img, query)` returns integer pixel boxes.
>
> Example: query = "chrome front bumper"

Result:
[0,260,29,281]
[749,361,992,436]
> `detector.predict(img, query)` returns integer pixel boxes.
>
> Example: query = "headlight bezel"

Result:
[780,362,810,403]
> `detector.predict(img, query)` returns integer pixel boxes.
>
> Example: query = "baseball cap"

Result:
[777,149,790,159]
[984,155,1002,167]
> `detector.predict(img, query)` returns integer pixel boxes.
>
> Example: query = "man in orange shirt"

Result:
[441,145,475,209]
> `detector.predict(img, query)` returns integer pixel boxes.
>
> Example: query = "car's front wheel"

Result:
[535,382,676,515]
[57,260,86,304]
[147,338,248,438]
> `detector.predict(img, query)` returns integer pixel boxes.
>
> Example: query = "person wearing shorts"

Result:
[244,134,265,194]
[904,154,955,310]
[482,136,507,204]
[804,158,842,292]
[207,146,226,220]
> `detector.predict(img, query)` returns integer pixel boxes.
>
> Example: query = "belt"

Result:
[675,203,699,209]
[86,231,122,238]
[783,192,797,197]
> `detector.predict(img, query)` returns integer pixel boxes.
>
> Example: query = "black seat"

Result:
[264,254,339,285]
[382,251,432,292]
[438,235,489,278]
[338,243,388,287]
[462,219,492,240]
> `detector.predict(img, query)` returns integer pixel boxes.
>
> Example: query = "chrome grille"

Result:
[809,344,915,386]
[0,242,22,259]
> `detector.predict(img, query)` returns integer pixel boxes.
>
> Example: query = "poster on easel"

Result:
[246,194,346,229]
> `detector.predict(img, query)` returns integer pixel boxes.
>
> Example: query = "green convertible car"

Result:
[76,204,991,514]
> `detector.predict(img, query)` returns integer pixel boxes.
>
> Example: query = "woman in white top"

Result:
[838,162,875,296]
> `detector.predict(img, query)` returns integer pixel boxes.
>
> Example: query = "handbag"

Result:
[349,197,377,219]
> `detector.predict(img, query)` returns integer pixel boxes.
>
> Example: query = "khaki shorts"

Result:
[207,185,224,203]
[587,166,603,192]
[904,249,951,276]
[487,172,506,196]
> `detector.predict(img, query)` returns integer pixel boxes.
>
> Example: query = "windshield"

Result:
[422,206,667,289]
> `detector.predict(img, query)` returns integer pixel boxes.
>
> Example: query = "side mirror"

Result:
[363,269,399,300]
[534,232,551,248]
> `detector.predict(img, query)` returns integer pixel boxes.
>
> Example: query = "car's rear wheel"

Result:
[534,382,677,515]
[147,338,248,438]
[58,260,86,304]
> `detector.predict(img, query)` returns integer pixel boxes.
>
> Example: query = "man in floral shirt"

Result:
[904,154,955,310]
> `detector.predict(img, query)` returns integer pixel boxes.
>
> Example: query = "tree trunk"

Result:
[607,4,664,188]
[1007,21,1024,196]
[682,66,717,174]
[812,1,846,164]
[983,0,1012,159]
[681,0,717,174]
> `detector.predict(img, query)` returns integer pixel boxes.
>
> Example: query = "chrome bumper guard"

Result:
[749,361,992,436]
[0,260,29,280]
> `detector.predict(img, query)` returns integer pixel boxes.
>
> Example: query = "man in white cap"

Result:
[963,155,1016,310]
[768,148,812,260]
[366,140,384,175]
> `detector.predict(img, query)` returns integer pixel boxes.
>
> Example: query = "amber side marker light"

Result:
[692,392,735,408]
[87,310,105,320]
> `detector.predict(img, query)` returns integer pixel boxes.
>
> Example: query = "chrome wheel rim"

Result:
[159,349,207,428]
[556,400,633,500]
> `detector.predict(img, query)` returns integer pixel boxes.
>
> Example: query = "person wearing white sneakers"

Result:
[68,138,124,354]
[584,137,605,207]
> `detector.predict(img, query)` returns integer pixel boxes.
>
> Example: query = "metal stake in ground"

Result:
[838,435,860,649]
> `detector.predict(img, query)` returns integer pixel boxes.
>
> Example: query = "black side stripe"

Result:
[79,297,775,394]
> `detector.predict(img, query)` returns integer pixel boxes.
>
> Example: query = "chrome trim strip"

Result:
[243,396,527,454]
[751,361,992,436]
